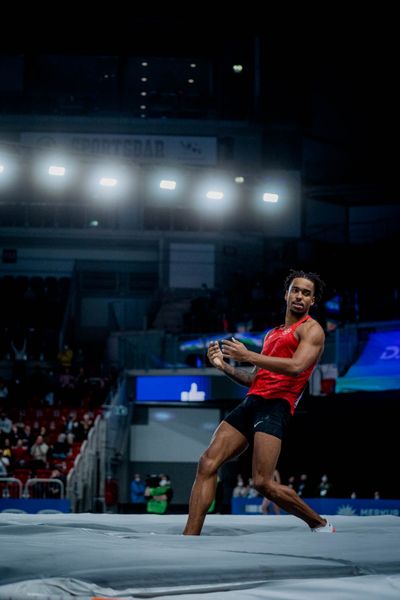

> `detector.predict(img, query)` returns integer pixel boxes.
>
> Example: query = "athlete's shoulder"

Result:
[299,317,325,339]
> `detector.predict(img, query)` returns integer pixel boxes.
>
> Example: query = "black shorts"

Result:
[224,395,291,442]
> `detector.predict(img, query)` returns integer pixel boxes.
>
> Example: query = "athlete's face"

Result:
[285,277,315,315]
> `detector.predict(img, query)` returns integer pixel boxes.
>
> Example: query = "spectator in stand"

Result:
[1,438,12,463]
[78,412,94,441]
[58,368,76,405]
[145,474,173,514]
[318,474,333,497]
[65,432,75,456]
[0,449,10,476]
[30,435,49,471]
[0,378,9,402]
[22,424,35,448]
[57,344,74,370]
[130,473,146,513]
[50,433,70,461]
[297,473,311,498]
[247,477,260,498]
[46,467,66,498]
[0,412,12,436]
[232,474,248,498]
[64,411,80,436]
[9,421,25,445]
[11,335,28,380]
[12,438,30,468]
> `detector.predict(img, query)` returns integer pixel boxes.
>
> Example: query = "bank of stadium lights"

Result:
[233,64,243,73]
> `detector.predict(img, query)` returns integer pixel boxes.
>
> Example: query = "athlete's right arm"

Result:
[207,341,257,387]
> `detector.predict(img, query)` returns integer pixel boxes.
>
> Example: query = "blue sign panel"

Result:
[136,375,211,402]
[336,330,400,392]
[0,499,71,513]
[232,497,400,516]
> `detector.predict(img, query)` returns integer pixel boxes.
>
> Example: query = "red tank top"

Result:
[247,315,315,414]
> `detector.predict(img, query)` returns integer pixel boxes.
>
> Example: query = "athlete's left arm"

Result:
[221,323,325,376]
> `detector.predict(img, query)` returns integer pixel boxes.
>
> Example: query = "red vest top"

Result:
[247,315,316,414]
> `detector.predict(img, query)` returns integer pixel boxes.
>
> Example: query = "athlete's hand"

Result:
[207,341,224,369]
[221,338,251,362]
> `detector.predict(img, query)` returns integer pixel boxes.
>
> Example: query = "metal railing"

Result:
[0,478,23,498]
[24,478,65,499]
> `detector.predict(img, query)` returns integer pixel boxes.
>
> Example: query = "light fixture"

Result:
[160,179,177,190]
[48,165,66,177]
[99,177,118,187]
[263,192,279,203]
[206,190,224,200]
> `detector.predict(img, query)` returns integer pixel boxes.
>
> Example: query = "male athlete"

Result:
[183,270,335,535]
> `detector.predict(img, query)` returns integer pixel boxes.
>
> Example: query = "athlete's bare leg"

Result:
[252,432,326,528]
[183,421,248,535]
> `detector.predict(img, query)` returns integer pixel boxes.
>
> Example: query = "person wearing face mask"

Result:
[145,474,173,515]
[232,474,248,498]
[130,473,146,513]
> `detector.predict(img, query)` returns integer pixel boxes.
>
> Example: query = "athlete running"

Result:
[183,270,336,535]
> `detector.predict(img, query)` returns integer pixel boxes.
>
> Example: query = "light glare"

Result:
[48,165,66,177]
[206,190,224,200]
[263,192,279,203]
[99,177,118,187]
[160,179,177,190]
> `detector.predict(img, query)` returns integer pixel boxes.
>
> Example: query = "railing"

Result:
[24,478,64,499]
[0,478,23,498]
[0,477,64,499]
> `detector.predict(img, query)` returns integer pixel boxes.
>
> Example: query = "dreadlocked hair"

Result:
[284,269,326,304]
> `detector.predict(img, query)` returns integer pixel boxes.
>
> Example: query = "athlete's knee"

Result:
[254,477,279,499]
[198,451,219,477]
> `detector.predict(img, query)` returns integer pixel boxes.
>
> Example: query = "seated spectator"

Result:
[12,438,30,468]
[46,468,66,498]
[318,474,333,497]
[22,424,35,448]
[30,435,49,471]
[0,412,12,436]
[50,433,70,460]
[1,438,12,462]
[9,421,25,446]
[232,474,249,498]
[297,473,311,497]
[57,344,74,370]
[0,449,10,476]
[247,477,260,498]
[0,378,9,401]
[78,412,94,441]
